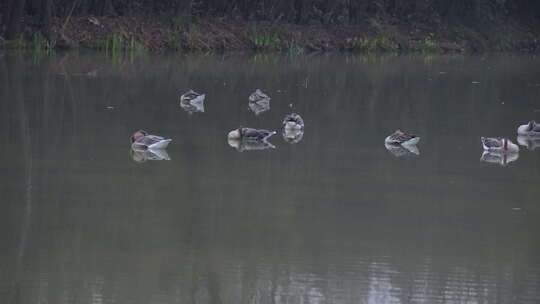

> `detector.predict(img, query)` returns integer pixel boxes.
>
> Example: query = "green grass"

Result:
[351,35,398,53]
[97,32,147,55]
[250,28,282,51]
[414,38,441,53]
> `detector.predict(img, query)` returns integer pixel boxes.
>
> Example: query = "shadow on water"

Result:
[0,52,540,303]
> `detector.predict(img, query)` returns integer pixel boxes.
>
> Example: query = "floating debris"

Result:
[131,130,172,149]
[282,113,305,144]
[180,89,205,114]
[248,89,270,115]
[131,148,171,163]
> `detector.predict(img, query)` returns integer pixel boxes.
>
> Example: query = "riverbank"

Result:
[2,15,540,54]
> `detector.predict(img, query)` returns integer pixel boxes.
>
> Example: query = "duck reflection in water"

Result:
[480,151,519,166]
[282,113,304,144]
[248,89,270,115]
[517,135,540,150]
[227,138,275,152]
[180,89,205,114]
[131,148,171,163]
[384,142,420,157]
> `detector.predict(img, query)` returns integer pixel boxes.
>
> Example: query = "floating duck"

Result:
[131,130,172,149]
[517,121,540,136]
[480,151,519,166]
[227,138,275,152]
[227,127,276,141]
[384,142,420,157]
[131,148,171,163]
[248,89,270,115]
[282,113,304,144]
[180,89,205,114]
[481,137,519,153]
[384,130,420,146]
[517,135,540,150]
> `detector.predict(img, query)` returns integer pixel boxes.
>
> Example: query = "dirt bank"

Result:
[2,15,540,53]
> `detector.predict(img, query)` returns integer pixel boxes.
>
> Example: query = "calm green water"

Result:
[1,52,540,304]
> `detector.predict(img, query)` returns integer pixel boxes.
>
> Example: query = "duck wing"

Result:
[481,137,502,149]
[249,89,270,103]
[135,135,165,146]
[387,130,417,144]
[242,128,276,140]
[181,90,203,101]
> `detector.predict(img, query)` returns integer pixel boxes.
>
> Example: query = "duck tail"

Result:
[149,139,172,149]
[263,131,277,140]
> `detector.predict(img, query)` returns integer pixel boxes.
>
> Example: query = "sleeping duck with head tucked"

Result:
[227,127,276,141]
[517,121,540,136]
[385,129,420,146]
[131,130,172,149]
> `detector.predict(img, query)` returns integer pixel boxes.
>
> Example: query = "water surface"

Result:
[1,52,540,304]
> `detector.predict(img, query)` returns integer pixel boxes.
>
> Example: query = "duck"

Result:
[283,113,304,130]
[131,130,172,149]
[249,89,270,103]
[227,127,276,141]
[180,89,205,105]
[480,151,519,166]
[384,130,420,146]
[180,90,205,114]
[282,113,305,144]
[517,121,540,136]
[481,137,519,153]
[248,89,270,115]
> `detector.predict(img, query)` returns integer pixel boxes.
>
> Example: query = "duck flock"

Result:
[130,88,540,166]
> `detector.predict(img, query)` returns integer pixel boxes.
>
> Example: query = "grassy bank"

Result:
[1,15,540,54]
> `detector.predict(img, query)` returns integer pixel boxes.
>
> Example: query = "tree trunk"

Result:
[6,0,26,40]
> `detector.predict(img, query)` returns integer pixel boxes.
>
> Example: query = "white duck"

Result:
[282,113,304,144]
[481,137,519,153]
[384,130,420,146]
[131,130,172,149]
[517,121,540,136]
